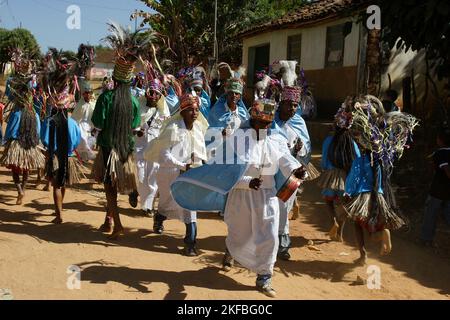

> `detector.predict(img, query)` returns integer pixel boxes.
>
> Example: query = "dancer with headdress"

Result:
[208,69,249,138]
[92,22,154,239]
[317,97,359,242]
[170,99,306,297]
[1,48,45,205]
[144,94,208,256]
[272,87,316,259]
[343,95,418,263]
[41,49,82,224]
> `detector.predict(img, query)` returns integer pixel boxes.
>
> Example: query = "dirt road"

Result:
[0,151,449,300]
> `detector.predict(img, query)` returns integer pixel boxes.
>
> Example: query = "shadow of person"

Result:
[115,231,227,257]
[0,210,112,247]
[274,258,357,284]
[78,261,254,299]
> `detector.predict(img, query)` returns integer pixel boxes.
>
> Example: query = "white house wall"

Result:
[242,17,360,70]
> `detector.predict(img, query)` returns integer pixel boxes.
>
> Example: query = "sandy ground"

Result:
[0,150,449,300]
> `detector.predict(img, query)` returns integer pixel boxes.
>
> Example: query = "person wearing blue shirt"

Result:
[270,85,316,261]
[41,106,81,224]
[317,102,359,242]
[1,75,45,205]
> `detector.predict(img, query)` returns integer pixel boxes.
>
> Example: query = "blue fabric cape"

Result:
[207,94,249,129]
[5,110,41,141]
[171,129,292,212]
[271,107,312,164]
[41,117,81,155]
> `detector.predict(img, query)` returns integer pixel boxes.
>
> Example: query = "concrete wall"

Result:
[242,17,360,71]
[380,46,447,118]
[242,17,361,118]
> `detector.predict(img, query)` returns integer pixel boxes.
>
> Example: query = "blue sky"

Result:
[0,0,153,52]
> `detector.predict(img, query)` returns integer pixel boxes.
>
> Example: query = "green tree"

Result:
[133,0,305,68]
[0,28,40,64]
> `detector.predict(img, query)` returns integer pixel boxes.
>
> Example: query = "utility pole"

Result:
[214,0,218,63]
[134,9,137,31]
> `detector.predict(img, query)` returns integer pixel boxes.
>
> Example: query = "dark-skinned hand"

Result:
[293,167,307,180]
[249,178,263,190]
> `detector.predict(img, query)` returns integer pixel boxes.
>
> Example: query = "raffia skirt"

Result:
[47,155,86,186]
[303,162,321,181]
[1,140,45,171]
[343,192,405,232]
[92,147,137,195]
[316,168,346,191]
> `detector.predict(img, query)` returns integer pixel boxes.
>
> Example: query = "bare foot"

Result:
[16,193,24,205]
[51,216,63,224]
[354,255,367,266]
[108,228,125,240]
[98,222,113,233]
[328,222,339,241]
[380,229,392,256]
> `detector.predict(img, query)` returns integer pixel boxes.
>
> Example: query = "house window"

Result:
[287,34,301,63]
[325,24,345,68]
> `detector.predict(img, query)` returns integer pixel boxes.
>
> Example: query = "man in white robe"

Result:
[133,79,170,216]
[72,83,96,161]
[221,99,306,297]
[144,93,208,256]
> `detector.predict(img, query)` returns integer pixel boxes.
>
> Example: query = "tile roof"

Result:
[239,0,370,38]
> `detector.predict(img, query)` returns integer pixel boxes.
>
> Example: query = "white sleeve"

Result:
[160,147,186,170]
[277,136,302,177]
[234,175,253,190]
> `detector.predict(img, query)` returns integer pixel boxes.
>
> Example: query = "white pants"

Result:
[224,187,279,275]
[278,191,297,236]
[156,167,196,223]
[76,122,96,161]
[136,159,159,211]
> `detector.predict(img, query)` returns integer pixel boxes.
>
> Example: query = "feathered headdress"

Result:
[224,66,246,95]
[75,43,95,77]
[41,48,77,109]
[9,47,33,75]
[104,21,156,83]
[272,60,302,103]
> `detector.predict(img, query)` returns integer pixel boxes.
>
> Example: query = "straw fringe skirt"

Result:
[344,192,405,232]
[316,168,346,191]
[48,155,86,186]
[92,148,137,195]
[1,140,45,171]
[303,162,321,181]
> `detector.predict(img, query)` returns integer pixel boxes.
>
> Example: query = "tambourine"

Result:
[276,173,303,202]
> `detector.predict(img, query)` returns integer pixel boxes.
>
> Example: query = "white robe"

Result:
[224,132,300,275]
[277,122,307,236]
[135,97,170,211]
[154,118,207,224]
[72,99,96,161]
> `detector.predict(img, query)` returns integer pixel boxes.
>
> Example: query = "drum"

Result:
[276,173,302,202]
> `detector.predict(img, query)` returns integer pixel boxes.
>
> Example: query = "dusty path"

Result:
[0,150,449,300]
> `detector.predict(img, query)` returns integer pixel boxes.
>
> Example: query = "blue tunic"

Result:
[344,153,383,196]
[41,117,81,156]
[4,110,41,141]
[321,135,360,197]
